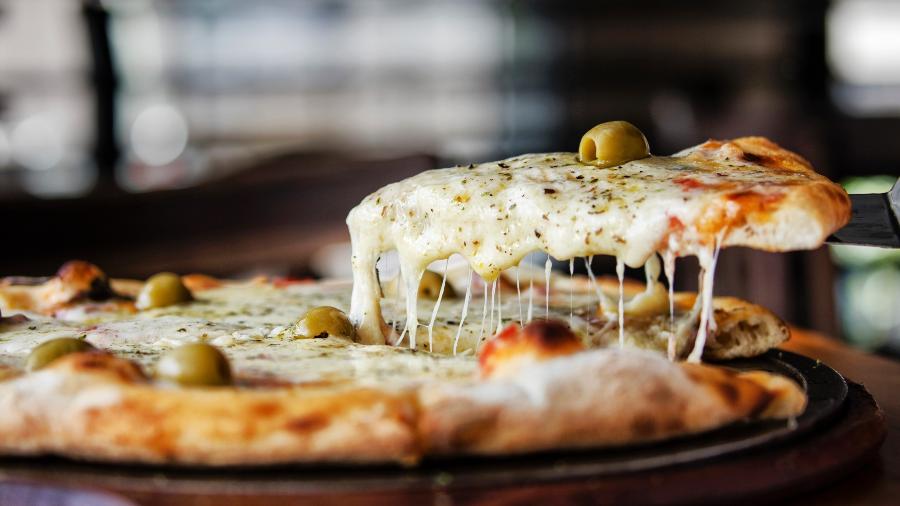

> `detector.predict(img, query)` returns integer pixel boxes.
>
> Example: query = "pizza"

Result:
[0,121,849,466]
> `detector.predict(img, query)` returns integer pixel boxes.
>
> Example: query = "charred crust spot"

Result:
[741,151,777,167]
[521,319,579,349]
[285,415,328,433]
[241,376,321,388]
[57,261,107,286]
[57,260,100,280]
[56,260,115,301]
[748,389,774,417]
[682,365,742,408]
[87,277,115,301]
[647,384,675,403]
[664,417,686,432]
[182,274,223,291]
[741,151,763,164]
[251,401,282,417]
[714,380,741,406]
[77,356,110,370]
[631,414,657,437]
[64,352,146,382]
[479,320,582,376]
[450,416,498,448]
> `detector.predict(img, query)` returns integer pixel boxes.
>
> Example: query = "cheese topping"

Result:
[0,282,478,385]
[347,146,816,357]
[0,276,715,384]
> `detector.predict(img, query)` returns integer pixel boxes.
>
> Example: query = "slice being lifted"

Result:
[348,122,850,360]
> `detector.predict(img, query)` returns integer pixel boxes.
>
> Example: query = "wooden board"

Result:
[0,352,885,505]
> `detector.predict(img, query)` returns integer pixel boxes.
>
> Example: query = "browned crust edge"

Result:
[690,137,851,252]
[418,349,806,456]
[0,354,420,466]
[0,349,804,465]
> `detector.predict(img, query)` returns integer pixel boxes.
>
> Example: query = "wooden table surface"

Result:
[779,329,899,505]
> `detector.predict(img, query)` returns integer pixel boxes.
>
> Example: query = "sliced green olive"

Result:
[26,337,95,372]
[418,270,456,300]
[578,120,650,168]
[296,306,356,339]
[155,343,231,387]
[136,272,193,310]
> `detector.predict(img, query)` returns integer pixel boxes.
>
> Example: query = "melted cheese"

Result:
[0,282,478,385]
[347,150,798,354]
[0,272,732,384]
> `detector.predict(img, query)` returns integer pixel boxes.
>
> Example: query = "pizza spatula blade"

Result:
[827,178,900,248]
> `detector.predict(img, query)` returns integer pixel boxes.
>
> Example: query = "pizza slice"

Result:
[347,122,849,364]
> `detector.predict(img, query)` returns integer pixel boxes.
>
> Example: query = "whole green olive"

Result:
[578,120,650,168]
[296,306,356,339]
[26,337,96,372]
[155,343,231,387]
[136,272,193,310]
[418,270,456,300]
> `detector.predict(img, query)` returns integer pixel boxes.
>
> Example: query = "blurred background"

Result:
[0,0,897,355]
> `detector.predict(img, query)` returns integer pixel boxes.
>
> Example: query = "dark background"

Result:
[1,0,897,354]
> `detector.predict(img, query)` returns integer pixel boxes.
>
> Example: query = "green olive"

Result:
[418,270,456,300]
[26,337,95,372]
[578,120,650,168]
[296,306,356,339]
[136,272,193,310]
[155,343,231,387]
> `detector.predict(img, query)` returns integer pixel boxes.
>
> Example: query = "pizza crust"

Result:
[0,353,420,465]
[419,348,804,455]
[0,348,803,465]
[680,137,851,252]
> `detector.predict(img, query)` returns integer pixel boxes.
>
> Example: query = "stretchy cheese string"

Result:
[478,277,489,346]
[569,258,575,329]
[616,257,625,348]
[516,266,524,327]
[584,255,618,318]
[675,270,704,348]
[427,258,450,352]
[453,269,474,355]
[393,270,409,347]
[392,264,404,338]
[584,256,608,318]
[687,231,724,363]
[527,276,534,323]
[496,280,503,334]
[400,263,424,349]
[662,250,677,360]
[488,280,496,338]
[544,256,552,318]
